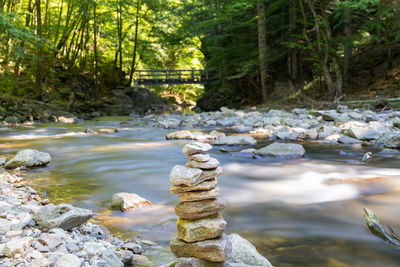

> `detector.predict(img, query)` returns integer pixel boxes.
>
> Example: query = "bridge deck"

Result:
[135,70,207,85]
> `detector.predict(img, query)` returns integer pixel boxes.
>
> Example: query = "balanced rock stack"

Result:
[169,142,231,263]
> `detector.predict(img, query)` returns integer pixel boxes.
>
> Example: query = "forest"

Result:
[0,0,399,113]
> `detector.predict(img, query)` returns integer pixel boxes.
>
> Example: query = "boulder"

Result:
[214,135,257,146]
[175,198,226,220]
[384,136,400,148]
[111,192,152,212]
[227,234,272,267]
[177,214,227,242]
[338,136,362,144]
[178,187,220,202]
[5,149,51,169]
[33,204,93,230]
[255,142,305,158]
[55,254,82,267]
[345,127,380,140]
[170,165,203,186]
[170,234,231,262]
[183,142,213,155]
[187,153,211,162]
[167,130,195,140]
[170,178,218,194]
[186,158,220,170]
[102,248,124,267]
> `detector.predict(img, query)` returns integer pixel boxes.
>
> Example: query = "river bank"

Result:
[0,168,157,266]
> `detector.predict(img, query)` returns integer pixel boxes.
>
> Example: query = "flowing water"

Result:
[1,119,400,266]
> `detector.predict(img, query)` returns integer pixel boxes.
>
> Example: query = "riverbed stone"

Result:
[177,214,227,243]
[187,153,211,162]
[255,142,305,158]
[167,130,195,140]
[5,149,51,169]
[33,204,93,230]
[214,135,257,146]
[55,254,82,267]
[122,242,142,254]
[186,158,220,170]
[227,234,272,266]
[178,187,220,202]
[170,165,204,186]
[183,142,213,155]
[170,178,218,194]
[384,136,400,148]
[2,236,33,257]
[338,135,362,144]
[175,198,226,220]
[170,234,231,262]
[111,192,152,212]
[102,248,124,267]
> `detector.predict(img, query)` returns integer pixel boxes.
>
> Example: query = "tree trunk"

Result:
[129,0,140,86]
[257,1,268,102]
[343,7,352,84]
[93,0,99,98]
[288,0,298,86]
[35,0,44,99]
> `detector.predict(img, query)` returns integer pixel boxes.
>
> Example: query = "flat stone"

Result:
[55,254,82,267]
[177,214,227,242]
[122,242,142,254]
[132,254,151,265]
[183,142,212,156]
[214,135,257,146]
[227,234,272,266]
[186,158,220,170]
[170,178,218,194]
[5,149,51,169]
[338,135,362,144]
[111,192,152,212]
[187,153,211,162]
[255,142,305,158]
[166,130,195,140]
[33,204,93,230]
[199,167,223,181]
[175,198,226,220]
[3,236,33,257]
[178,187,220,202]
[170,165,203,186]
[384,136,400,148]
[170,234,231,262]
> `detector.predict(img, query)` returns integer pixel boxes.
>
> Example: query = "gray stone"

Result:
[33,204,92,230]
[102,248,124,267]
[338,136,362,144]
[199,167,223,181]
[178,187,220,202]
[227,234,272,267]
[167,130,195,140]
[214,135,256,146]
[384,136,400,148]
[2,236,33,257]
[111,192,151,212]
[170,178,218,194]
[255,142,305,158]
[55,254,82,267]
[187,153,211,162]
[170,165,204,186]
[183,142,212,155]
[186,158,220,170]
[122,242,142,254]
[5,149,51,169]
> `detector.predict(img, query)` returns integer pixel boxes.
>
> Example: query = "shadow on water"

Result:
[1,124,400,266]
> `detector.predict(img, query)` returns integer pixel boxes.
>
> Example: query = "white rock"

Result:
[55,254,82,267]
[3,237,33,257]
[214,135,257,146]
[186,158,220,170]
[170,165,203,186]
[166,130,195,140]
[255,142,305,158]
[5,149,51,169]
[111,192,151,212]
[102,248,124,267]
[183,142,212,155]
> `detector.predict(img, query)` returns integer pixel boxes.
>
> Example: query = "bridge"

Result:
[134,70,208,86]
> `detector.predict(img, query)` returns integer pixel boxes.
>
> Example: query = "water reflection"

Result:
[1,124,400,266]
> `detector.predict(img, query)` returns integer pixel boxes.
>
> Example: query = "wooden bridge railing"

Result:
[135,70,208,85]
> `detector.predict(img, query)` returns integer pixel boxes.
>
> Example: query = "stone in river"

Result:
[214,135,257,146]
[175,198,226,220]
[170,165,203,186]
[255,142,305,158]
[199,167,223,180]
[170,178,218,194]
[111,192,152,212]
[166,130,195,140]
[170,234,231,262]
[183,142,212,156]
[5,149,51,169]
[33,204,92,230]
[187,153,211,162]
[177,214,227,242]
[186,158,220,170]
[178,187,220,202]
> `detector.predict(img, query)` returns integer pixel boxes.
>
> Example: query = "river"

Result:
[1,119,400,266]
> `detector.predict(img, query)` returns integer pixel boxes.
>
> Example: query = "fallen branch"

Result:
[364,208,400,247]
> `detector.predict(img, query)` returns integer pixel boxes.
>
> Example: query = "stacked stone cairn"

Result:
[169,142,231,263]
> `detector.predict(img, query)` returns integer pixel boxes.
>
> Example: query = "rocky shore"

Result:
[0,169,154,266]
